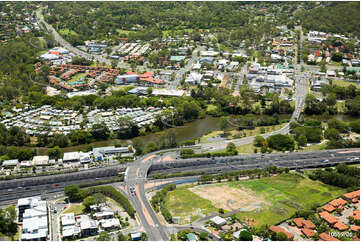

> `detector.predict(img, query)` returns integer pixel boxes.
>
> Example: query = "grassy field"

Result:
[302,141,328,151]
[200,123,288,144]
[164,185,218,224]
[332,79,359,87]
[236,143,256,154]
[164,174,346,227]
[231,174,346,227]
[59,28,78,36]
[63,204,85,215]
[116,29,135,35]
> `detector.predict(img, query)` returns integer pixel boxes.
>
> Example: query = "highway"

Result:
[36,9,111,65]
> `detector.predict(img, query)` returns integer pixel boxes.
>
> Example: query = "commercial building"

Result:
[32,156,49,166]
[115,74,139,84]
[210,216,226,227]
[2,159,19,167]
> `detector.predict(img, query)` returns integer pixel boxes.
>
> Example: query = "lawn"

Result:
[231,174,346,227]
[69,73,87,82]
[62,204,85,215]
[164,174,346,227]
[164,185,218,224]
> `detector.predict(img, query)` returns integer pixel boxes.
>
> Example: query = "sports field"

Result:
[164,174,346,226]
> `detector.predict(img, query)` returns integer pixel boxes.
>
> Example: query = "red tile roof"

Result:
[350,210,360,220]
[319,211,337,224]
[319,232,339,241]
[303,220,316,229]
[351,225,360,232]
[333,221,348,231]
[344,190,360,200]
[329,198,348,208]
[323,204,336,213]
[269,226,294,240]
[301,228,315,238]
[293,218,304,228]
[351,198,359,203]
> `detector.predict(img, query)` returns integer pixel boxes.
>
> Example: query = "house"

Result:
[61,213,76,227]
[293,218,304,227]
[93,211,114,220]
[351,225,360,232]
[2,159,19,167]
[302,220,316,229]
[333,221,348,231]
[327,70,336,77]
[20,198,48,241]
[301,228,315,238]
[210,216,226,227]
[269,226,294,240]
[100,218,121,230]
[319,232,339,241]
[186,233,198,241]
[185,72,203,85]
[319,211,337,224]
[79,216,98,237]
[323,204,336,213]
[343,190,360,201]
[62,226,81,239]
[329,198,348,209]
[350,210,360,220]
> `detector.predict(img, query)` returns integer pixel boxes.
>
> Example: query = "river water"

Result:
[133,114,358,144]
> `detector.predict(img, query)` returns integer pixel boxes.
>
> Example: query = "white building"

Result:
[20,197,48,241]
[32,156,49,166]
[210,216,226,226]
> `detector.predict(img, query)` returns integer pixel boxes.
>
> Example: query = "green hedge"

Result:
[86,186,135,218]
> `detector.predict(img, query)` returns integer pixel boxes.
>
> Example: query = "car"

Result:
[7,189,13,192]
[189,226,194,229]
[54,184,60,186]
[323,159,329,162]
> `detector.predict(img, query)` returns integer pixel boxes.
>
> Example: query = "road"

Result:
[170,46,205,90]
[36,9,111,65]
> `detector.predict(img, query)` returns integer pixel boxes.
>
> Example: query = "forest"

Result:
[295,1,360,36]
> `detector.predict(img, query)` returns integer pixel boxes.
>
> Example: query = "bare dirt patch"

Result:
[189,184,268,211]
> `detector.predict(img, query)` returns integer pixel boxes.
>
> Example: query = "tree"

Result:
[238,230,253,241]
[331,52,343,62]
[275,232,289,241]
[325,93,337,106]
[199,232,208,241]
[47,146,61,159]
[226,142,236,152]
[324,128,341,141]
[254,136,265,147]
[219,116,229,135]
[118,232,128,241]
[267,134,295,151]
[141,232,148,241]
[91,123,110,141]
[97,231,111,241]
[297,134,307,147]
[64,185,86,202]
[83,196,96,211]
